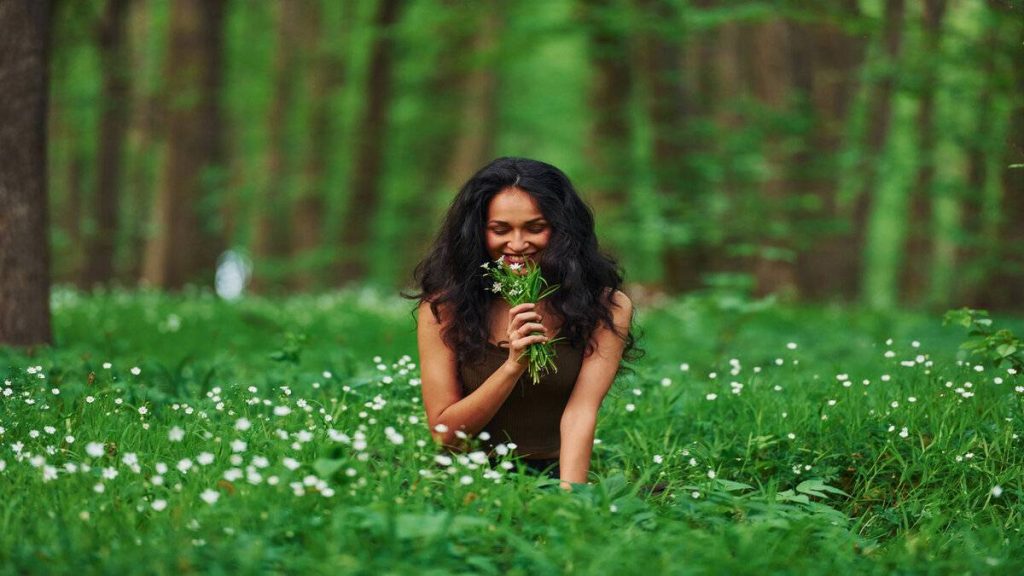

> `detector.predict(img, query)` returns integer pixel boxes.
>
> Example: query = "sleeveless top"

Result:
[459,339,585,457]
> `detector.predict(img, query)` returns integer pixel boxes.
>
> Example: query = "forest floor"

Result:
[1,287,1022,574]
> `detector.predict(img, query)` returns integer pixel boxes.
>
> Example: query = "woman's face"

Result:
[485,187,551,267]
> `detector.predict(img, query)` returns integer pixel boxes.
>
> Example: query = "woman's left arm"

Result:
[559,290,633,487]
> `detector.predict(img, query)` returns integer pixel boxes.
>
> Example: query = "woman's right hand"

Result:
[505,303,548,367]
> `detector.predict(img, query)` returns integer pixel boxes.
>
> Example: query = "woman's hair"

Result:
[406,157,642,369]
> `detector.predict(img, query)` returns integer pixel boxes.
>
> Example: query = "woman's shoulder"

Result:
[601,288,633,313]
[417,298,449,327]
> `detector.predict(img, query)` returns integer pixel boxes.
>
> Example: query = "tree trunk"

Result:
[440,5,499,201]
[124,0,159,284]
[142,0,226,289]
[977,4,1024,309]
[0,0,53,346]
[336,0,402,284]
[581,0,633,231]
[900,0,946,305]
[855,0,905,305]
[82,0,131,289]
[64,144,87,285]
[252,0,301,292]
[792,3,868,301]
[748,19,798,298]
[291,0,344,292]
[634,0,706,293]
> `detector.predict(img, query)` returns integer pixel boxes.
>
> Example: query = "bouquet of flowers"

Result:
[481,255,563,385]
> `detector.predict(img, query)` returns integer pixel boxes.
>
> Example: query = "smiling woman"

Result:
[406,157,642,487]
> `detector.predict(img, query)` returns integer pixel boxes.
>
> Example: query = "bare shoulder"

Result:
[605,289,633,324]
[417,299,451,328]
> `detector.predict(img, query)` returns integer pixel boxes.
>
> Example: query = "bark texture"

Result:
[0,0,53,346]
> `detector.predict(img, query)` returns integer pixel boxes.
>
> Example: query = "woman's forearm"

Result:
[559,408,597,485]
[432,360,526,448]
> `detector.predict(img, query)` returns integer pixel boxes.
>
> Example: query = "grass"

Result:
[0,286,1022,574]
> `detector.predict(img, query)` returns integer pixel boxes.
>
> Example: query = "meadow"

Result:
[1,287,1022,575]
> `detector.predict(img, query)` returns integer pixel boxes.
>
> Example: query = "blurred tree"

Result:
[581,0,634,241]
[142,0,226,289]
[122,0,165,283]
[858,0,906,308]
[0,0,53,345]
[81,0,130,288]
[439,1,499,202]
[900,0,947,304]
[290,0,349,291]
[792,2,867,301]
[393,0,500,282]
[48,0,99,286]
[635,0,709,292]
[252,0,301,291]
[976,1,1024,308]
[747,18,798,298]
[337,0,403,284]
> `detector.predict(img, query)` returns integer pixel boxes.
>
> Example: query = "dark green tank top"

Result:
[459,339,585,456]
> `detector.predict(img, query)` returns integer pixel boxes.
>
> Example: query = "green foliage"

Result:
[944,308,1024,370]
[1,289,1022,572]
[269,331,308,365]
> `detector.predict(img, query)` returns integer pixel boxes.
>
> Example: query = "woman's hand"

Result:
[505,303,548,368]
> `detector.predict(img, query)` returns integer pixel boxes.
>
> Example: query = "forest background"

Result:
[3,0,1024,345]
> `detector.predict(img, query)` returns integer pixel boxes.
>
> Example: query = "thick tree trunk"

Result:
[0,0,53,346]
[142,0,226,289]
[792,3,868,301]
[82,0,131,288]
[337,0,402,284]
[900,0,947,305]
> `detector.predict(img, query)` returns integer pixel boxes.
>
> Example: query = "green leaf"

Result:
[996,344,1017,358]
[712,479,754,492]
[775,489,810,504]
[313,458,345,478]
[796,479,849,499]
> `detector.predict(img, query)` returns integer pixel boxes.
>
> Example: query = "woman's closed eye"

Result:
[489,225,547,235]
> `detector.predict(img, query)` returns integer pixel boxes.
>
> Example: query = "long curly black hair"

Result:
[406,157,642,369]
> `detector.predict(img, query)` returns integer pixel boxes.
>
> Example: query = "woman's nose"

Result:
[508,231,529,251]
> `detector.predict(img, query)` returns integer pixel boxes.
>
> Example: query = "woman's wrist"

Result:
[501,359,527,379]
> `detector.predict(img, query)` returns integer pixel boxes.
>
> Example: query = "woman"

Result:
[408,157,640,487]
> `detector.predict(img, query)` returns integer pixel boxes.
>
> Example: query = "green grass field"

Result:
[1,287,1022,574]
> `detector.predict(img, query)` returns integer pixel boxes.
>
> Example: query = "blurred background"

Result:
[46,0,1023,309]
